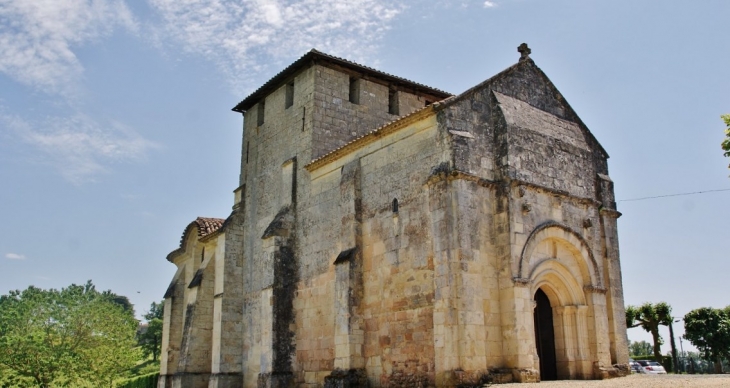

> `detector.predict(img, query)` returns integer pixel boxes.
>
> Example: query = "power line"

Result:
[617,188,730,203]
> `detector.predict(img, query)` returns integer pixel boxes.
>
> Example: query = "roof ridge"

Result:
[303,59,533,170]
[305,96,456,170]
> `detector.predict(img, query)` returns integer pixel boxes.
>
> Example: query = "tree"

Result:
[683,306,730,374]
[629,340,653,357]
[0,281,140,387]
[625,302,673,362]
[137,300,165,361]
[103,290,135,315]
[722,114,730,168]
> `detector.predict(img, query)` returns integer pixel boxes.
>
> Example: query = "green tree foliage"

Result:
[683,306,730,373]
[0,365,35,388]
[137,301,164,361]
[722,114,730,168]
[625,302,672,362]
[0,281,140,387]
[103,291,135,315]
[629,340,653,357]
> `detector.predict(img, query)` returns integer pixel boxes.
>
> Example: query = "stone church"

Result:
[158,45,630,388]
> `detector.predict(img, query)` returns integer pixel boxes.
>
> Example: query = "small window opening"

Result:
[257,100,265,126]
[388,89,399,115]
[245,141,250,163]
[392,198,399,214]
[201,247,205,263]
[349,77,360,104]
[285,81,294,109]
[301,106,306,131]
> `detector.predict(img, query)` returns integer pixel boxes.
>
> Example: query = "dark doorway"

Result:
[534,288,557,380]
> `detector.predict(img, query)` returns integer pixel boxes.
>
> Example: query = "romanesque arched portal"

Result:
[522,223,604,380]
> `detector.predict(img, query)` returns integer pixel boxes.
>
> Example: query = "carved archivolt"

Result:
[518,221,602,288]
[531,260,586,306]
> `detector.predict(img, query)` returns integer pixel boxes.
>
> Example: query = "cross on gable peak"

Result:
[518,43,531,61]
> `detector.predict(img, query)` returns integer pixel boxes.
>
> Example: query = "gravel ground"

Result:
[505,374,730,387]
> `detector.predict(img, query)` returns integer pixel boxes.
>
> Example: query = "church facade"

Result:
[158,46,630,388]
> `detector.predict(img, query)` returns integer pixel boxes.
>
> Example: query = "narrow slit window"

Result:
[245,141,250,163]
[301,107,306,131]
[349,77,360,104]
[285,81,294,108]
[388,89,399,115]
[257,100,265,126]
[392,198,399,214]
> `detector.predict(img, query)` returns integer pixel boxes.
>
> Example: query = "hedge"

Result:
[117,373,158,388]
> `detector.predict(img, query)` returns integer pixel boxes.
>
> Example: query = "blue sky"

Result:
[1,0,728,353]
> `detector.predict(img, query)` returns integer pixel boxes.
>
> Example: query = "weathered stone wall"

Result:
[426,57,627,382]
[303,114,449,387]
[239,64,315,388]
[311,64,441,160]
[159,225,225,388]
[159,266,185,388]
[210,220,245,387]
[177,253,215,376]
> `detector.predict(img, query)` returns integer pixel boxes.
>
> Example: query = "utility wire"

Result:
[617,188,730,203]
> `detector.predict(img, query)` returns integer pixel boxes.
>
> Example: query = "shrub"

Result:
[117,373,159,388]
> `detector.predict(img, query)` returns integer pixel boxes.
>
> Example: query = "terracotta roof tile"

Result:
[166,217,226,262]
[193,217,225,238]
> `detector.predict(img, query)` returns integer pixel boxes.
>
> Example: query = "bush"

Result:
[117,373,159,388]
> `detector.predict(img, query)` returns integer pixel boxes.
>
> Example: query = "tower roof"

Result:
[232,49,452,113]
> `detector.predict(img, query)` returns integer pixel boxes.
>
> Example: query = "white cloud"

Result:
[5,253,26,260]
[484,1,498,8]
[1,111,158,184]
[0,0,136,96]
[148,0,402,92]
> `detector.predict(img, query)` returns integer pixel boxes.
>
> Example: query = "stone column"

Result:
[554,306,576,379]
[574,305,590,378]
[585,287,615,379]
